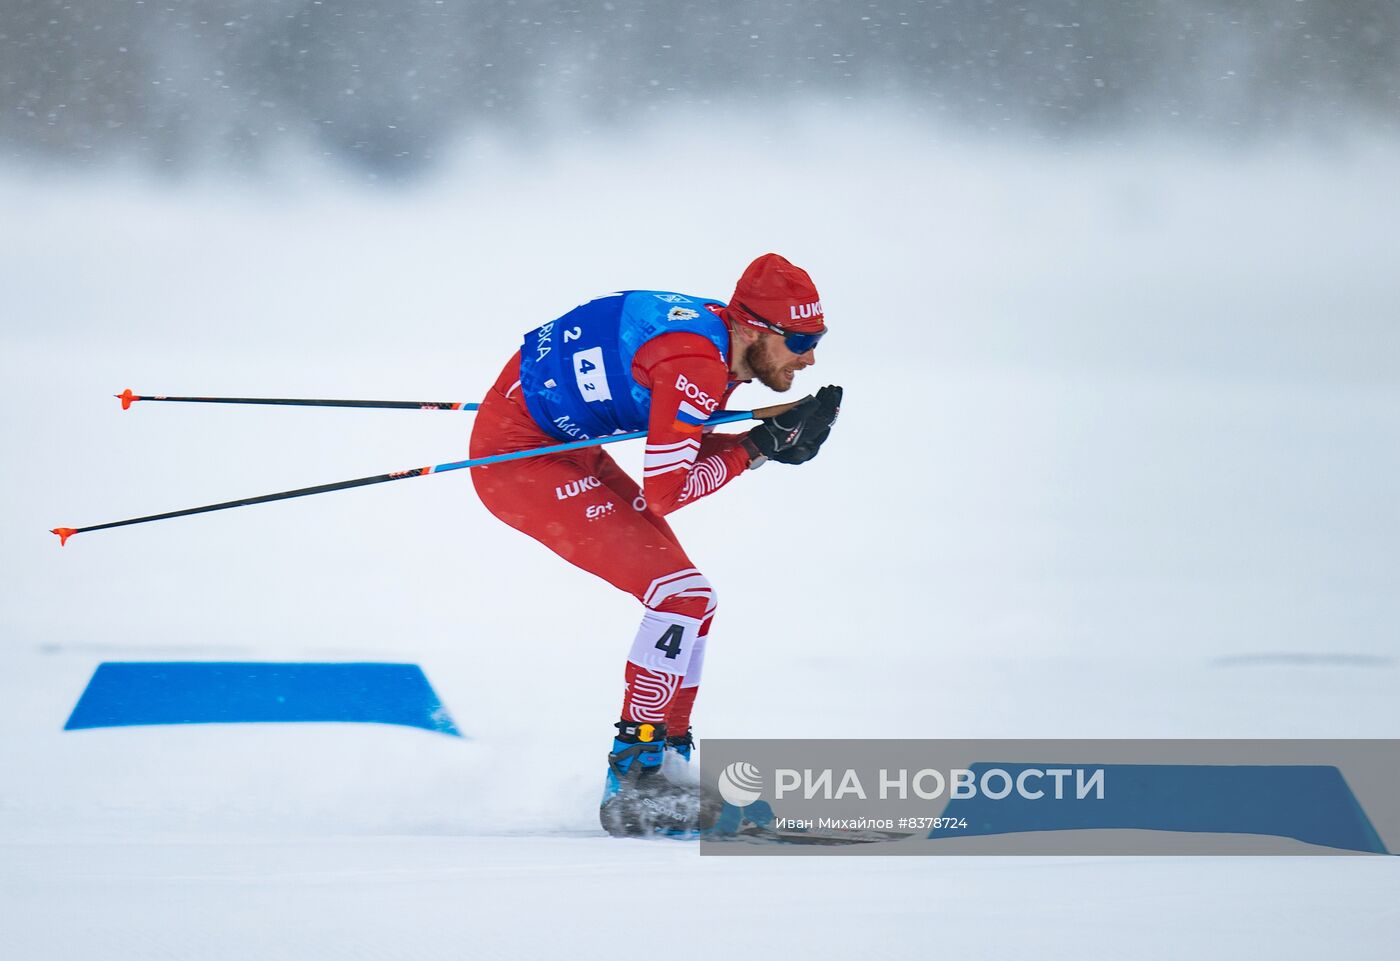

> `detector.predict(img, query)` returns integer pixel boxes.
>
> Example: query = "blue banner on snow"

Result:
[64,662,461,736]
[930,762,1386,853]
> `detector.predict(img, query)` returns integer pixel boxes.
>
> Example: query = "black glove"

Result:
[743,385,843,466]
[743,394,819,465]
[777,384,842,465]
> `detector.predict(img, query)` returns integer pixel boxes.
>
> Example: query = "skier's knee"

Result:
[641,567,714,621]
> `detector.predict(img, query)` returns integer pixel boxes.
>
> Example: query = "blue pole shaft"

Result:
[52,410,760,544]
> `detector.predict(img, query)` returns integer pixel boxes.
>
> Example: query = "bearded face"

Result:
[744,332,813,392]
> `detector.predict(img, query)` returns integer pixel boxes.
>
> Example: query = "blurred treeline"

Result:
[3,0,1396,175]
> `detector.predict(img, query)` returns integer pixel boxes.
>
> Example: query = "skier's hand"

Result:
[743,394,818,465]
[772,385,842,465]
[743,385,843,466]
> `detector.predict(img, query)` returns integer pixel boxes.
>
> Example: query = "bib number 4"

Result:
[628,612,696,674]
[654,624,685,660]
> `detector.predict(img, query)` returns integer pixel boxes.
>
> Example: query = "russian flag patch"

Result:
[672,401,711,433]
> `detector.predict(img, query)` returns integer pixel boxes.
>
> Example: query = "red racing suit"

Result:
[469,331,752,733]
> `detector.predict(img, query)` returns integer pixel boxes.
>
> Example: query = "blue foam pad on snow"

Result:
[928,762,1385,853]
[64,662,461,736]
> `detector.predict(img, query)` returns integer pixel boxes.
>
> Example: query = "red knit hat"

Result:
[727,253,825,334]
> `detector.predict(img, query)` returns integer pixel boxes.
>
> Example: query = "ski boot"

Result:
[600,722,716,837]
[665,728,694,762]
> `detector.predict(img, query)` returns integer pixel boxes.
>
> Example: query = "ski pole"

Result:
[51,405,792,546]
[115,389,477,412]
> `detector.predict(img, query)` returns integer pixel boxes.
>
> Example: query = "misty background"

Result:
[5,1,1399,176]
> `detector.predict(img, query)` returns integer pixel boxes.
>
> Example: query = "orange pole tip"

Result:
[51,527,77,546]
[116,389,139,410]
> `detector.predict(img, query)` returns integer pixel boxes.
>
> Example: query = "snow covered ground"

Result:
[3,114,1398,957]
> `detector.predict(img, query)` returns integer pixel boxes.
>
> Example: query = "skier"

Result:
[468,253,842,835]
